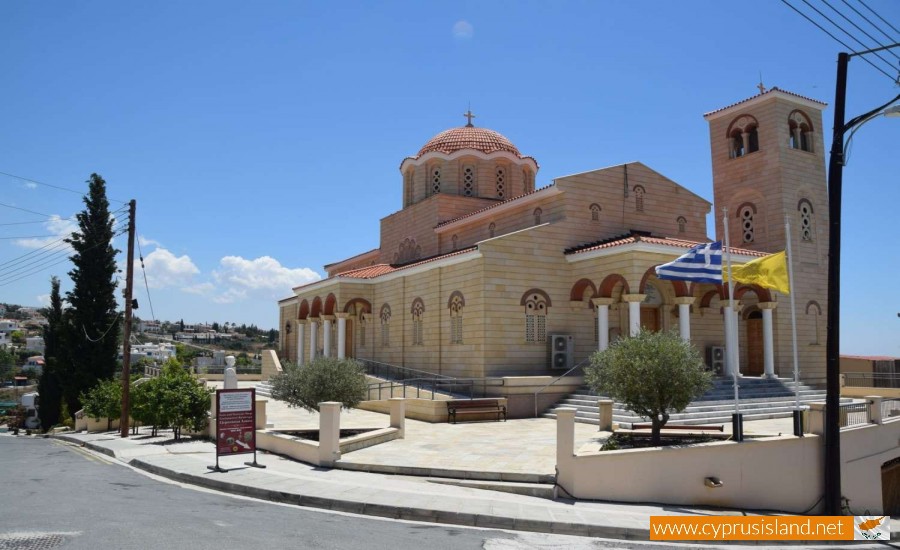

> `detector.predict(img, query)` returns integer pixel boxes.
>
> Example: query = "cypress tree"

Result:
[62,174,121,415]
[38,276,64,430]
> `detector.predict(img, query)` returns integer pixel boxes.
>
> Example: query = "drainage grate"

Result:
[0,532,73,550]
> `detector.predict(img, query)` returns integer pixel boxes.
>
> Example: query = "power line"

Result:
[0,235,63,240]
[137,235,157,322]
[799,0,899,71]
[0,218,127,273]
[824,0,900,60]
[0,201,60,219]
[780,0,899,82]
[857,0,900,36]
[0,170,128,204]
[841,0,900,46]
[0,217,75,227]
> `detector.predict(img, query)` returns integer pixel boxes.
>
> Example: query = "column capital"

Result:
[673,297,695,306]
[296,319,308,326]
[322,315,336,322]
[758,301,778,310]
[621,293,647,303]
[308,316,320,323]
[591,297,615,307]
[720,299,741,310]
[335,312,349,319]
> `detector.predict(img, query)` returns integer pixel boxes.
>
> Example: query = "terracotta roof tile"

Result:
[329,246,479,281]
[416,126,522,157]
[566,232,767,257]
[434,184,554,228]
[703,87,827,118]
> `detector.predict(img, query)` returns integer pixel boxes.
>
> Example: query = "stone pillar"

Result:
[808,403,826,435]
[336,313,348,359]
[556,407,576,468]
[868,396,883,425]
[223,356,237,389]
[622,294,646,337]
[308,317,319,363]
[389,398,406,438]
[674,297,695,342]
[318,401,341,467]
[597,399,613,432]
[792,127,802,148]
[322,316,334,358]
[592,298,614,351]
[741,131,750,154]
[759,302,777,378]
[296,321,306,365]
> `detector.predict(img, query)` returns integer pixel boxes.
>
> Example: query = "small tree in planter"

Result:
[81,378,123,431]
[585,329,712,446]
[270,357,367,412]
[131,359,210,440]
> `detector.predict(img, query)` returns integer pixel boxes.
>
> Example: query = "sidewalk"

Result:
[49,391,848,541]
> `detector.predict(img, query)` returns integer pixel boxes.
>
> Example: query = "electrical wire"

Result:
[0,235,62,240]
[857,0,900,36]
[0,220,127,273]
[136,235,157,323]
[823,0,900,60]
[780,0,899,82]
[0,201,60,219]
[840,0,900,46]
[798,0,899,71]
[0,170,128,204]
[0,217,75,226]
[82,312,123,343]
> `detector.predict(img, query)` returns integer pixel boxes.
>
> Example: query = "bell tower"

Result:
[704,87,829,380]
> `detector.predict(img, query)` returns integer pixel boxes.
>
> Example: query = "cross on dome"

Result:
[463,109,476,127]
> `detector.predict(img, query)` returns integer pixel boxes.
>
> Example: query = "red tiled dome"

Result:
[416,126,522,157]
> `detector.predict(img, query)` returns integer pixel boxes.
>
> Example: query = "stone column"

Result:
[296,320,306,365]
[556,407,576,468]
[792,127,802,148]
[308,317,319,363]
[336,313,348,359]
[759,302,777,378]
[622,294,646,337]
[741,131,750,155]
[389,397,406,438]
[322,315,335,358]
[674,297,695,342]
[318,402,341,467]
[592,298,614,351]
[597,399,613,432]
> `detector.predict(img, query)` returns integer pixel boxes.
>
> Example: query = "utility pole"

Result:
[120,199,136,438]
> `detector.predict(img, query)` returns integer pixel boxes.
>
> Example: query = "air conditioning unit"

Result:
[549,334,575,370]
[707,345,725,376]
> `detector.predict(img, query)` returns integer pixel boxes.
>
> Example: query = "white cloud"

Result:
[183,282,215,295]
[139,248,200,289]
[213,255,320,292]
[36,294,50,306]
[138,235,162,248]
[453,20,473,39]
[24,182,38,189]
[14,215,78,249]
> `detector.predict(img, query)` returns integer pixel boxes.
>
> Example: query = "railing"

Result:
[366,377,505,401]
[843,372,900,389]
[839,401,871,428]
[533,358,590,418]
[203,366,262,375]
[357,359,455,382]
[882,398,900,421]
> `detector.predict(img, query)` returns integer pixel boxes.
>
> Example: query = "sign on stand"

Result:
[208,388,266,472]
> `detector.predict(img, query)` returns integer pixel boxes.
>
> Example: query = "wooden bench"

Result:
[447,399,507,424]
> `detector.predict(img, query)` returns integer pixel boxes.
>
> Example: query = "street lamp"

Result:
[824,44,899,516]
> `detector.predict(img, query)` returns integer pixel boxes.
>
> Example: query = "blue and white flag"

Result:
[655,242,723,284]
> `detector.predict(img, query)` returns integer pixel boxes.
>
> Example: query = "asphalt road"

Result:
[0,436,601,550]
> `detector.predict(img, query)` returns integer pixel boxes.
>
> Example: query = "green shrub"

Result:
[270,357,367,412]
[81,378,122,431]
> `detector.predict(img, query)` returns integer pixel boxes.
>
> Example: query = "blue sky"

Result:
[1,2,897,355]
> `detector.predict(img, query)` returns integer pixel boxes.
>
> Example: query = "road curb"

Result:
[53,434,119,460]
[127,456,648,539]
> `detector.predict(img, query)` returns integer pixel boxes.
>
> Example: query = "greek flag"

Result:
[655,242,723,284]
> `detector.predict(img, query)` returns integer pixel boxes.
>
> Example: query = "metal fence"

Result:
[366,377,505,401]
[204,366,261,375]
[843,372,900,388]
[838,401,871,428]
[882,398,900,421]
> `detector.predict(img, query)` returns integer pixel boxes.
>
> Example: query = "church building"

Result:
[278,88,829,393]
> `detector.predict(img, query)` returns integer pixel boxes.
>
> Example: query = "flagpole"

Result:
[785,217,802,436]
[723,207,742,441]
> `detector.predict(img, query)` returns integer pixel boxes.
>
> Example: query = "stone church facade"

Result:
[278,88,828,385]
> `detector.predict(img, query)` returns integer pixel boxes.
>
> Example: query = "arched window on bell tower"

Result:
[788,110,814,153]
[726,115,760,159]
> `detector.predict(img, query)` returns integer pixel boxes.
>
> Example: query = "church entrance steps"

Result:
[542,377,850,427]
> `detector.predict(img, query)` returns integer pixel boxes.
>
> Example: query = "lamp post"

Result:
[824,44,899,516]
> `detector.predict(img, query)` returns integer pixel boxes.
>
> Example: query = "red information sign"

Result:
[215,388,256,456]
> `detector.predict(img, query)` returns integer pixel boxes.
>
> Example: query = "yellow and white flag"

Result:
[723,251,790,295]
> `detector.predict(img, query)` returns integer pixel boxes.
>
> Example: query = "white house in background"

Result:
[0,332,8,347]
[25,336,44,354]
[24,356,44,374]
[119,342,177,364]
[0,319,18,335]
[138,320,161,333]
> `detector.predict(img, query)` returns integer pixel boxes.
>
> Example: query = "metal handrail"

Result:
[843,371,900,389]
[366,377,505,401]
[357,359,456,382]
[838,400,872,428]
[533,358,591,418]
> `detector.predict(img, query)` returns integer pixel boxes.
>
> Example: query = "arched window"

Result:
[411,298,424,346]
[633,185,645,212]
[430,165,442,195]
[495,166,506,198]
[451,234,458,251]
[448,291,464,344]
[462,165,476,197]
[379,304,392,347]
[488,222,496,238]
[738,203,756,244]
[726,115,760,158]
[798,199,815,242]
[806,301,821,344]
[677,216,687,234]
[521,289,550,343]
[788,110,814,152]
[358,315,367,348]
[590,203,601,222]
[533,208,542,225]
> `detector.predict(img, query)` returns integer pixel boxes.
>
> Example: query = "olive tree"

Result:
[270,357,368,412]
[130,359,211,439]
[585,329,712,446]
